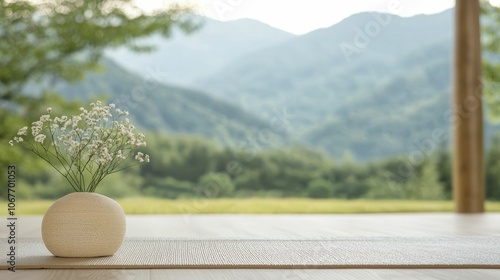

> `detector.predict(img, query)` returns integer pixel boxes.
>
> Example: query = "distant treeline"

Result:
[13,132,500,201]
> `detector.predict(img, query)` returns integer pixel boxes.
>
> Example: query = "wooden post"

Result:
[453,0,484,213]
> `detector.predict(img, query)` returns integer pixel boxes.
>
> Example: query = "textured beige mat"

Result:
[1,237,499,269]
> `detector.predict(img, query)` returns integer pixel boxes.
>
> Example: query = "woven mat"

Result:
[1,237,499,269]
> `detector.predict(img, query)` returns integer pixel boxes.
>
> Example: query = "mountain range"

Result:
[58,9,500,160]
[105,16,295,87]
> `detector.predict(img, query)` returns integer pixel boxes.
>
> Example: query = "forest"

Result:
[10,127,500,201]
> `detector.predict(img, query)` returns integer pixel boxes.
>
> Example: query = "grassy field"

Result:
[8,198,500,215]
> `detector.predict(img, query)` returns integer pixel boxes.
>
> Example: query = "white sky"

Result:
[138,0,499,35]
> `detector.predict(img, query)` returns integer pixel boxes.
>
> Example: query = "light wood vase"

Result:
[41,192,126,257]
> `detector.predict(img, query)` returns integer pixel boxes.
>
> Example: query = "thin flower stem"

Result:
[10,101,149,193]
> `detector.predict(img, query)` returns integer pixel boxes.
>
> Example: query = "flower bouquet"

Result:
[10,100,149,257]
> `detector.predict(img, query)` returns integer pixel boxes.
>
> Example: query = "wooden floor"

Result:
[2,213,500,279]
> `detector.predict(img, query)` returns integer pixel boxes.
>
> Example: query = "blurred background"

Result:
[1,0,500,213]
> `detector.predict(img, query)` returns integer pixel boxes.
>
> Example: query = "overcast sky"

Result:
[139,0,499,34]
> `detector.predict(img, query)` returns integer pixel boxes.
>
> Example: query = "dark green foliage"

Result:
[10,131,500,201]
[307,179,334,198]
[142,176,194,199]
[139,134,219,182]
[435,147,452,199]
[482,1,500,121]
[0,0,198,101]
[405,159,445,200]
[486,133,500,200]
[198,172,235,198]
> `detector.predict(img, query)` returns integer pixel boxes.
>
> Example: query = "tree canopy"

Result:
[0,0,198,101]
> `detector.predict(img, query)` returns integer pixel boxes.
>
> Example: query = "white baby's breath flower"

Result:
[40,114,51,122]
[10,100,149,192]
[34,134,46,144]
[17,126,28,136]
[31,121,43,136]
[116,150,126,160]
[135,152,144,162]
[63,120,72,129]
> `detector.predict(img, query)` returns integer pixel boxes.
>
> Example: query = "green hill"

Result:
[303,41,453,159]
[54,58,283,147]
[195,11,453,123]
[193,10,500,159]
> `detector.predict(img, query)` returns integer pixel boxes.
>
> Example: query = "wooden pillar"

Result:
[453,0,484,213]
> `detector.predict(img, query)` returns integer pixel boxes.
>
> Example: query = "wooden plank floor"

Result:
[2,214,500,279]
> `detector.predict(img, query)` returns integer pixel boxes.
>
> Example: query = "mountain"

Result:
[54,10,500,160]
[105,16,295,87]
[195,10,453,122]
[304,41,454,159]
[54,58,282,147]
[193,10,465,159]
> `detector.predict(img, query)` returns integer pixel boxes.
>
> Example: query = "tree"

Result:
[435,147,452,199]
[486,133,500,200]
[0,0,198,101]
[307,178,333,198]
[481,1,500,120]
[406,159,445,200]
[198,172,235,198]
[481,2,500,200]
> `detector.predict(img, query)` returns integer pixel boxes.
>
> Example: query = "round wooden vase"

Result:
[41,192,126,257]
